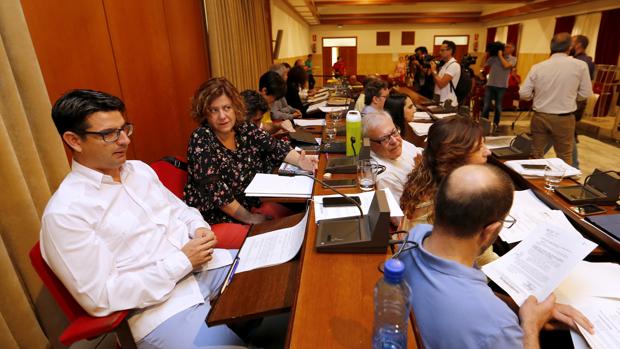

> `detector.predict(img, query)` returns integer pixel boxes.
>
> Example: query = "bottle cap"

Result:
[383,259,405,283]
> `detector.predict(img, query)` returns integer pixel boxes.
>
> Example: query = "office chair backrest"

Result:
[150,156,188,199]
[29,241,84,321]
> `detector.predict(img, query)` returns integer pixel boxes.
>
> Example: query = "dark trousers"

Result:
[482,86,507,126]
[308,74,315,90]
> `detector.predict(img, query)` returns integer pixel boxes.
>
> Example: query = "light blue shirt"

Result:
[400,224,523,349]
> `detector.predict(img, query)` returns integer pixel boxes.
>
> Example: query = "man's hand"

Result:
[181,234,217,268]
[293,110,302,118]
[519,295,555,334]
[498,50,504,57]
[544,303,594,335]
[430,61,437,74]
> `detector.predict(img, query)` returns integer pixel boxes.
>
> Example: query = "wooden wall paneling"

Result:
[340,46,357,76]
[322,46,332,77]
[20,0,136,160]
[103,0,188,163]
[162,0,211,146]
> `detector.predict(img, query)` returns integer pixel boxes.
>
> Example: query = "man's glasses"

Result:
[502,214,517,229]
[80,123,133,143]
[370,128,400,145]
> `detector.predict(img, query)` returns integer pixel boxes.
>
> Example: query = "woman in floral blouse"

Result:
[185,77,317,248]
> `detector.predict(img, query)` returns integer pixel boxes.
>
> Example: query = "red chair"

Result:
[150,156,188,199]
[29,242,136,348]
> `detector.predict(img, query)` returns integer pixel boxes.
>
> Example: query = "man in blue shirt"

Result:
[401,164,593,349]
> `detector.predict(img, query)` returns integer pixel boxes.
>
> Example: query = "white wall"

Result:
[311,23,486,55]
[271,0,311,59]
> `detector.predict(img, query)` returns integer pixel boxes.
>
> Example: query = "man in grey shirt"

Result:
[483,43,517,132]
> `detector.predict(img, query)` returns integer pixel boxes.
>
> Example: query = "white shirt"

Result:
[519,53,593,114]
[40,160,208,341]
[434,57,461,107]
[371,140,422,204]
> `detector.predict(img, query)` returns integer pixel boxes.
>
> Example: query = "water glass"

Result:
[357,159,378,191]
[544,166,566,191]
[325,120,337,144]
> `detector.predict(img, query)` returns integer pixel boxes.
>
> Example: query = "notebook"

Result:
[586,214,620,241]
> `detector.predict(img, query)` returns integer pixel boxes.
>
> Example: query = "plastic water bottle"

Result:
[345,110,362,157]
[372,259,410,349]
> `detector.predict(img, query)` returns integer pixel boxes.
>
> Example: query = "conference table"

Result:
[207,91,619,348]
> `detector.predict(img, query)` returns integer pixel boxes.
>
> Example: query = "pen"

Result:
[220,256,240,295]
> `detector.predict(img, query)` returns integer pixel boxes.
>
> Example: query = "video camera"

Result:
[460,54,478,68]
[486,41,505,57]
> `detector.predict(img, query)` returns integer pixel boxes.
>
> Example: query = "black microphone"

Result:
[278,171,364,226]
[350,136,357,158]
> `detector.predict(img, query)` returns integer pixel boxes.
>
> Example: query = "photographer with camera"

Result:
[431,40,461,109]
[410,46,435,100]
[483,42,517,133]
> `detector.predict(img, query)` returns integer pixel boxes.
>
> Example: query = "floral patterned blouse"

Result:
[184,121,292,224]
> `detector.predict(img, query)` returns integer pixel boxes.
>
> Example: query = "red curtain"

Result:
[486,27,497,46]
[507,23,521,55]
[594,8,620,65]
[554,16,575,35]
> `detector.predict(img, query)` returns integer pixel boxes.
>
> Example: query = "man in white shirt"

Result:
[431,40,461,109]
[519,33,592,166]
[40,90,245,348]
[363,111,422,204]
[361,79,389,116]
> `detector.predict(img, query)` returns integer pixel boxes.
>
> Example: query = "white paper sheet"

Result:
[408,122,432,136]
[200,248,233,271]
[505,158,581,177]
[307,100,327,113]
[236,210,309,273]
[431,113,457,119]
[244,173,314,198]
[482,223,597,306]
[556,261,620,303]
[294,119,326,127]
[571,329,591,349]
[319,105,348,113]
[313,188,404,223]
[413,111,432,121]
[573,297,620,349]
[498,190,576,243]
[485,136,515,150]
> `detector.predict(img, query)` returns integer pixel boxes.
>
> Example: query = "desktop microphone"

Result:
[350,136,357,158]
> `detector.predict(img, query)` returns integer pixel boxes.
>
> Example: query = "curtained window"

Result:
[554,16,576,35]
[486,27,497,47]
[594,8,620,65]
[507,23,521,55]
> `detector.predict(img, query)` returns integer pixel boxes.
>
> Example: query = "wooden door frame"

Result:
[321,36,358,78]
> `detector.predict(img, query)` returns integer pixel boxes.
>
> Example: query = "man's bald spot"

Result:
[443,164,501,201]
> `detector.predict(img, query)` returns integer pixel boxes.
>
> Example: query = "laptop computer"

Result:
[491,134,533,159]
[555,169,620,205]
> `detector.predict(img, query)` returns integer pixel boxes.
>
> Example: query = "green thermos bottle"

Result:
[346,110,362,157]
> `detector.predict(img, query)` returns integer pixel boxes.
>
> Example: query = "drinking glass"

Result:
[357,159,378,191]
[544,166,566,191]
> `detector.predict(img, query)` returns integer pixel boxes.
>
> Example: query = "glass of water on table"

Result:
[544,165,566,191]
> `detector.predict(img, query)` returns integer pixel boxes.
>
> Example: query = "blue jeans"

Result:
[482,86,507,126]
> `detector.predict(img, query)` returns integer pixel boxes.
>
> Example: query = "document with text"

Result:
[236,210,309,273]
[574,297,620,349]
[313,188,404,223]
[482,223,597,306]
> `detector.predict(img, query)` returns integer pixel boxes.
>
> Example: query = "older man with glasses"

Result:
[363,111,423,204]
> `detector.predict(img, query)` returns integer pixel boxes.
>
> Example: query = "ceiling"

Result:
[283,0,588,25]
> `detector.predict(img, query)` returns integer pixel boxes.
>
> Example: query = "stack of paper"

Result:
[307,100,327,113]
[431,113,457,119]
[244,173,314,198]
[278,162,312,176]
[482,223,597,306]
[499,189,573,243]
[319,105,348,113]
[484,136,515,150]
[408,122,432,136]
[505,158,581,177]
[555,261,620,349]
[313,188,404,223]
[236,210,309,273]
[294,119,325,127]
[413,111,432,121]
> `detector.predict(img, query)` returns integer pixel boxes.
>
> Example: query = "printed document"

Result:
[505,157,581,177]
[482,223,596,306]
[236,210,309,273]
[294,119,326,127]
[200,249,233,271]
[573,297,620,349]
[408,122,432,136]
[244,173,314,198]
[313,188,404,223]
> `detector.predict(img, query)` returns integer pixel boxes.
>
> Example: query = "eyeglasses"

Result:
[502,214,517,229]
[370,128,400,145]
[80,123,133,143]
